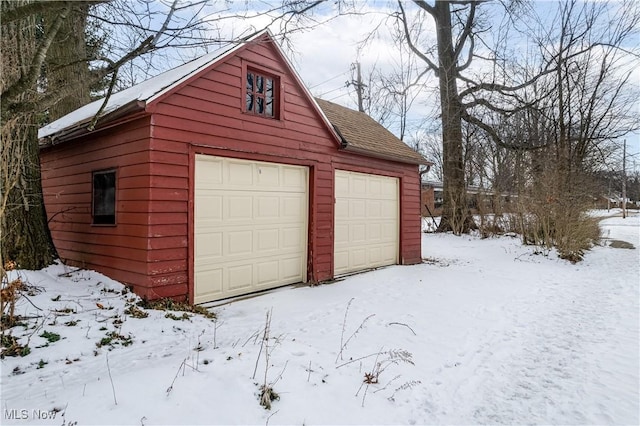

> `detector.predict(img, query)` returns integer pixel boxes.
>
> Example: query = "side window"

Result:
[245,68,279,118]
[93,170,116,225]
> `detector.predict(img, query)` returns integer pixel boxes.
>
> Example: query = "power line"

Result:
[308,70,350,89]
[316,85,348,98]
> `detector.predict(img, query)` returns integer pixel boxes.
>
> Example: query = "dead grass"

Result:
[137,298,216,320]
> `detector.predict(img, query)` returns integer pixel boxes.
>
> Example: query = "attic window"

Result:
[92,170,116,225]
[246,69,278,118]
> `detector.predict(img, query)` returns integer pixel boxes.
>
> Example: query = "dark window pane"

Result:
[256,75,263,93]
[246,93,254,111]
[265,78,274,116]
[246,72,254,91]
[93,171,116,225]
[266,99,273,117]
[266,78,273,96]
[257,97,264,114]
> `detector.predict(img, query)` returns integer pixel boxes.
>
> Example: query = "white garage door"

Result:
[334,170,399,275]
[194,155,308,303]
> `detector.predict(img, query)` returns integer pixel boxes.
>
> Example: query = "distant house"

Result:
[421,181,516,217]
[38,31,428,304]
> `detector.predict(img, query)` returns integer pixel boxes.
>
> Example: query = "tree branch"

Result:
[453,1,476,61]
[456,35,474,72]
[398,1,439,75]
[1,2,73,107]
[411,0,435,15]
[461,110,547,151]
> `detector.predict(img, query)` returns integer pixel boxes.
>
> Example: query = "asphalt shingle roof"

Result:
[315,98,428,165]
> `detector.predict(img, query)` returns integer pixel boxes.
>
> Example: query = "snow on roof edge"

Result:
[38,31,268,140]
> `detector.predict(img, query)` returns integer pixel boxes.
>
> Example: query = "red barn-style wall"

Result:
[40,32,425,303]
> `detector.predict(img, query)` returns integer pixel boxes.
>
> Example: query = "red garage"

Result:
[39,31,427,304]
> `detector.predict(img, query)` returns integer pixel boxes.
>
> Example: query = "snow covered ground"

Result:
[1,210,638,425]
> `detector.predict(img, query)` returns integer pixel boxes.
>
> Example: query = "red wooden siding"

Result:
[40,36,422,303]
[41,117,156,297]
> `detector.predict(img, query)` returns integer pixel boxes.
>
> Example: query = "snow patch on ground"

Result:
[1,213,638,425]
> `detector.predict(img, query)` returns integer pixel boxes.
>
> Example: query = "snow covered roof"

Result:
[38,33,262,140]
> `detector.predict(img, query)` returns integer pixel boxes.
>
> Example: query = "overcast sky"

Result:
[284,3,639,168]
[128,1,640,168]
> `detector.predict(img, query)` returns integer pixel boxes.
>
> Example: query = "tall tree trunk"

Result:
[1,1,57,269]
[46,3,91,120]
[433,1,474,233]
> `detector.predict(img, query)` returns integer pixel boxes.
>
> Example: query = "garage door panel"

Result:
[334,250,349,272]
[195,157,223,185]
[334,224,349,243]
[283,167,306,189]
[382,244,396,262]
[351,223,367,242]
[366,200,381,218]
[369,247,382,263]
[335,198,348,217]
[281,257,303,280]
[334,170,398,276]
[382,223,396,239]
[228,264,253,290]
[335,174,349,196]
[227,196,252,220]
[256,196,279,218]
[282,227,304,249]
[195,155,308,303]
[369,179,381,196]
[195,194,223,222]
[256,229,279,251]
[227,230,252,255]
[228,161,254,185]
[282,196,305,218]
[195,269,223,300]
[350,199,367,218]
[351,175,367,195]
[196,232,223,258]
[382,199,396,216]
[257,164,280,186]
[257,260,279,285]
[368,223,381,240]
[351,248,367,268]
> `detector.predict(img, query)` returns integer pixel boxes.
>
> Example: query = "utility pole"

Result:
[348,62,366,112]
[622,139,627,219]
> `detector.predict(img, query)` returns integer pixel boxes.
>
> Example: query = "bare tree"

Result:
[355,15,434,142]
[393,0,639,236]
[0,0,330,270]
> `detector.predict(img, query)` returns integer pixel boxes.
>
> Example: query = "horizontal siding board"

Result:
[55,238,148,262]
[149,139,189,154]
[143,283,188,300]
[117,212,187,226]
[149,224,188,238]
[118,200,186,214]
[149,176,188,190]
[148,259,187,276]
[61,258,150,288]
[119,190,190,206]
[148,273,187,287]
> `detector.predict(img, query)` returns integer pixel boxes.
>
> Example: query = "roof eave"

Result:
[341,144,431,166]
[39,100,146,147]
